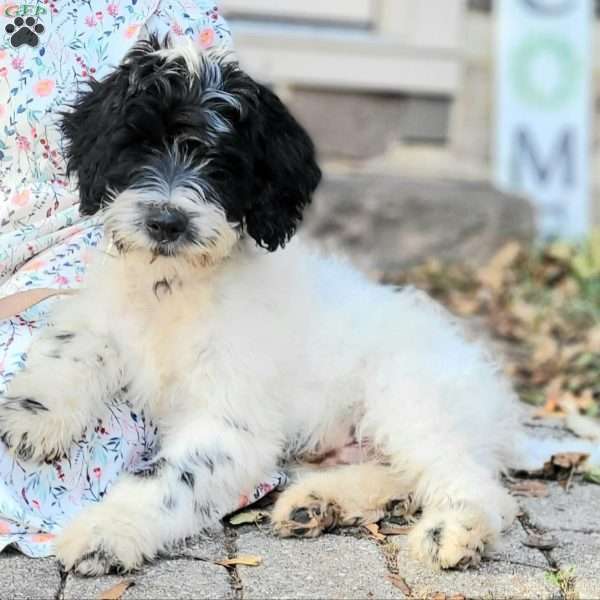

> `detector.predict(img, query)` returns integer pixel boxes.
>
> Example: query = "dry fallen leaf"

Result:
[549,452,589,471]
[363,523,386,542]
[509,480,549,498]
[379,525,413,536]
[98,580,135,600]
[478,241,522,291]
[523,533,559,551]
[386,574,412,596]
[215,555,263,567]
[228,510,270,526]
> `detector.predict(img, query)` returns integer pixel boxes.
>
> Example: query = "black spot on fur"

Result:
[180,470,195,488]
[15,433,34,461]
[55,333,75,341]
[163,495,178,510]
[291,527,310,537]
[153,277,172,298]
[59,34,320,251]
[19,398,49,414]
[202,456,215,474]
[428,526,443,545]
[133,457,167,478]
[194,502,214,520]
[222,416,251,433]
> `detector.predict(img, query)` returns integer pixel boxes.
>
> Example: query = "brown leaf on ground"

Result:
[98,580,135,600]
[363,523,386,542]
[379,525,413,536]
[386,574,412,596]
[523,533,559,551]
[548,452,589,471]
[478,241,522,291]
[509,480,549,497]
[215,555,263,567]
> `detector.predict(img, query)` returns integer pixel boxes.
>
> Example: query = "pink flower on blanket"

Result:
[171,21,183,36]
[124,23,141,39]
[33,79,55,97]
[197,27,215,49]
[107,3,119,17]
[11,190,30,206]
[16,135,31,151]
[0,520,11,534]
[11,56,24,71]
[85,15,97,27]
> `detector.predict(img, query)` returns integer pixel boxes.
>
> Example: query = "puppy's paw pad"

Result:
[384,494,415,521]
[273,495,339,538]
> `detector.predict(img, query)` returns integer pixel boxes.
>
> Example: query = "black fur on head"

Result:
[60,35,321,254]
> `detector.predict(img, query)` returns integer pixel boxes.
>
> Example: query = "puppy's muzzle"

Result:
[146,207,189,244]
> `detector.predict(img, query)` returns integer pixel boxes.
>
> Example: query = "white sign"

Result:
[496,0,593,238]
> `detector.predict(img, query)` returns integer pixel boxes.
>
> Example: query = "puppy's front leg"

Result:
[56,413,280,575]
[0,306,122,462]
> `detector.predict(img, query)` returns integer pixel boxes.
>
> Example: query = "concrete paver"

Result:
[236,530,399,599]
[0,551,61,600]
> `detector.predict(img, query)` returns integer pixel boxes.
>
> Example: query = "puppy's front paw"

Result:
[408,503,495,570]
[56,511,145,576]
[0,396,73,462]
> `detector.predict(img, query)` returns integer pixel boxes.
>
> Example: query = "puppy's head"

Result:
[61,36,321,263]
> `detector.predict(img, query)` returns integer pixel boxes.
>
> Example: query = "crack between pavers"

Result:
[374,536,415,598]
[550,526,600,535]
[517,511,559,571]
[53,562,68,600]
[223,523,244,600]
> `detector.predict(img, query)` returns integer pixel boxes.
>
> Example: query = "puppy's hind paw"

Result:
[408,503,494,570]
[272,493,340,538]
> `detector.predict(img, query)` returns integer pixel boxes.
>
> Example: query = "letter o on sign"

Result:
[510,35,581,109]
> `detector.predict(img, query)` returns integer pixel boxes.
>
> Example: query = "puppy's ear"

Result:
[60,72,128,215]
[60,36,164,216]
[244,83,321,251]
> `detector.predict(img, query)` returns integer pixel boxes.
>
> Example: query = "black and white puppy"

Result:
[0,36,520,575]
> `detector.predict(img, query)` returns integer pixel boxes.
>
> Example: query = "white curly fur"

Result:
[1,230,521,574]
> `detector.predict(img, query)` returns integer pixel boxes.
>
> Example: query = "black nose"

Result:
[146,209,189,243]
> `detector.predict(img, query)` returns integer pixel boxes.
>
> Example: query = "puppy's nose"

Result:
[146,209,189,243]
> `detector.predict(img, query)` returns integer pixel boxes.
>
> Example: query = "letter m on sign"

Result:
[513,128,575,187]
